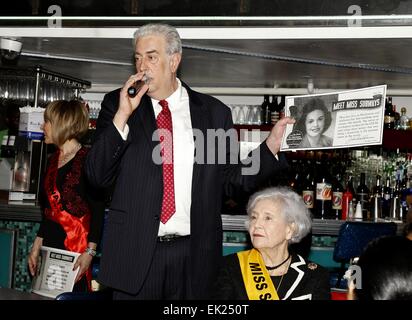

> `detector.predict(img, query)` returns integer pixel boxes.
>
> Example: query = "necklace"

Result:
[58,143,82,166]
[276,274,285,292]
[273,257,292,296]
[265,253,290,271]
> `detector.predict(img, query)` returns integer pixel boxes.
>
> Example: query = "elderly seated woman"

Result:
[214,186,330,300]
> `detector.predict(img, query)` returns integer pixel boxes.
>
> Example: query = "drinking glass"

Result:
[237,105,246,124]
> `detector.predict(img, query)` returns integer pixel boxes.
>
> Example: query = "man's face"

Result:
[134,35,179,98]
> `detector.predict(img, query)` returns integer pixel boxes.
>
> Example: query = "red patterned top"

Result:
[38,146,104,254]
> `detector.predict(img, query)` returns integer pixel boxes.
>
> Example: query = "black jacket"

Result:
[213,252,331,300]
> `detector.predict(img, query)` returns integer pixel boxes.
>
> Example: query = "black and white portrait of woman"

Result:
[286,97,334,149]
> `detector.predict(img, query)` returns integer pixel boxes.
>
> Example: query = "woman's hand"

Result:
[73,252,93,283]
[113,72,149,131]
[28,249,40,277]
[266,116,296,155]
[28,237,43,277]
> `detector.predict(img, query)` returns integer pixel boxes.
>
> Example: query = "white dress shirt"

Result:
[114,79,194,236]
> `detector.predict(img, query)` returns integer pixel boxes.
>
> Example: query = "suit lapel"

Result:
[283,254,306,300]
[183,82,208,201]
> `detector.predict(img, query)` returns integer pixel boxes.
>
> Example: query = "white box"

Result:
[31,246,80,299]
[19,108,45,139]
[19,110,44,133]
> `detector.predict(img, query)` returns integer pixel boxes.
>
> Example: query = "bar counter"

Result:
[222,214,405,236]
[0,201,405,236]
[0,201,406,292]
[0,200,42,222]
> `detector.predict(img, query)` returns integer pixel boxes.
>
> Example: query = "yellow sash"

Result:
[237,248,279,300]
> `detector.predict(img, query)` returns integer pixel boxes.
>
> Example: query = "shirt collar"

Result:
[151,78,183,111]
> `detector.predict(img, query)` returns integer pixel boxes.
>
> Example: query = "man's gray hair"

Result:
[246,186,312,244]
[133,23,182,55]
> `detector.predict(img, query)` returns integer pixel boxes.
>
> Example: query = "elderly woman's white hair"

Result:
[245,186,312,244]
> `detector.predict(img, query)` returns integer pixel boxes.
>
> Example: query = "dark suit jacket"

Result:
[213,252,331,300]
[85,82,289,298]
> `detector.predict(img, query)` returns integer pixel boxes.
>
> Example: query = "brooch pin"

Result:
[308,262,318,270]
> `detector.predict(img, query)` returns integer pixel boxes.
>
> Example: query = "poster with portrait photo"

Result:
[280,85,386,151]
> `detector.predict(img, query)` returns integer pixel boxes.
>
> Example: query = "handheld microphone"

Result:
[127,80,145,98]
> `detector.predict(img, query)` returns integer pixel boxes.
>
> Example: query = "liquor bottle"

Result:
[370,175,383,220]
[315,160,332,219]
[393,105,400,129]
[289,172,300,192]
[302,165,316,213]
[356,172,370,220]
[382,176,393,218]
[269,95,279,125]
[372,174,383,197]
[332,174,344,220]
[390,179,402,220]
[296,159,306,194]
[288,159,301,193]
[347,200,354,219]
[401,174,411,218]
[384,97,395,129]
[341,176,354,220]
[395,179,406,221]
[399,107,409,130]
[261,95,271,125]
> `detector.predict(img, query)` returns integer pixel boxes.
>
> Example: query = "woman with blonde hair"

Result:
[28,100,105,292]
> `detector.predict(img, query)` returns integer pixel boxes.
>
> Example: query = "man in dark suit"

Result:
[85,23,295,299]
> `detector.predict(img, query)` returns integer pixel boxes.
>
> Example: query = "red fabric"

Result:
[44,149,92,291]
[157,99,176,224]
[61,148,91,218]
[331,290,348,300]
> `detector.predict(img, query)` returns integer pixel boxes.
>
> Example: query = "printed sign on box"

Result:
[31,246,80,299]
[18,107,44,139]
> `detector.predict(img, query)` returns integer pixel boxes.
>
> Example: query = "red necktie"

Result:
[157,99,176,224]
